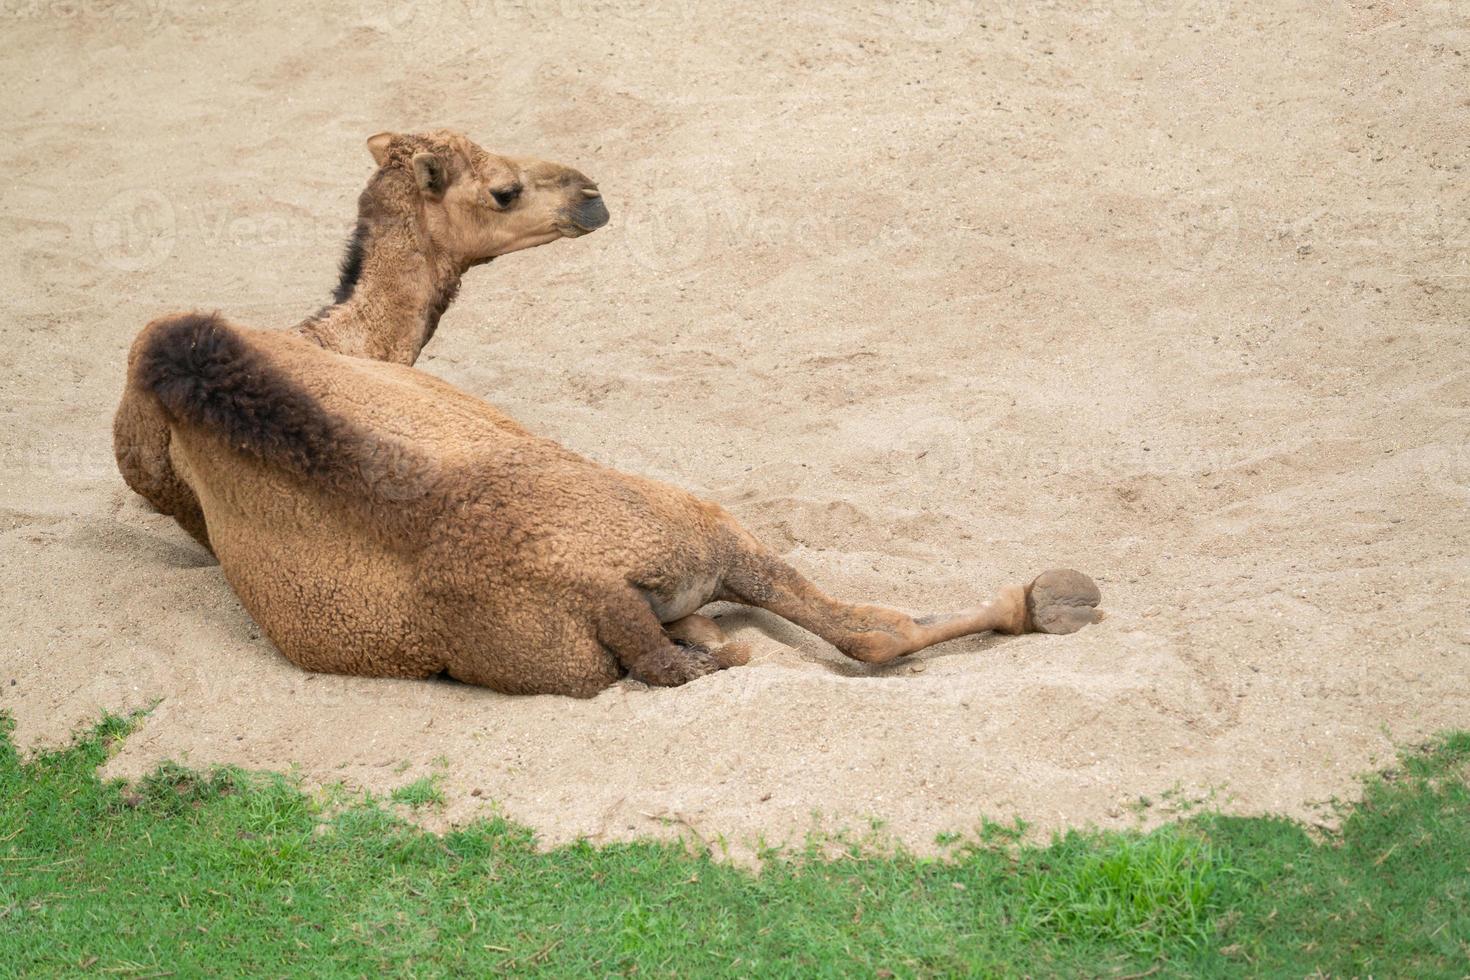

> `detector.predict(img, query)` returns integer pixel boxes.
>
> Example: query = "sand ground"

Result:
[1,0,1467,852]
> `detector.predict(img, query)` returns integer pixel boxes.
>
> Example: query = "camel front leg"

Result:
[717,533,1101,665]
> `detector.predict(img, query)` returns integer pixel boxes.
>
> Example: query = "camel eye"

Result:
[490,184,522,209]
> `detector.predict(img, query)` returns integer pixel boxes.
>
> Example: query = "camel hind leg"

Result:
[598,590,748,687]
[714,526,1101,665]
[664,613,754,673]
[113,384,211,551]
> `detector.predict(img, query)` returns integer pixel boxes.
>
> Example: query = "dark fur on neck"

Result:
[421,278,461,347]
[312,168,466,358]
[331,169,406,306]
[332,219,370,305]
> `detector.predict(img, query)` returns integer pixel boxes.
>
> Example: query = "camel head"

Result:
[363,129,608,267]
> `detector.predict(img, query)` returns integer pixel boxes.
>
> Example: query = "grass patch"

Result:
[2,712,1468,976]
[1022,827,1226,954]
[390,775,445,809]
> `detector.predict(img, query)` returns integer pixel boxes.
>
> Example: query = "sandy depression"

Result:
[1,0,1466,852]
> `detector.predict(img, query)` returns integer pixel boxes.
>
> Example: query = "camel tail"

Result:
[135,312,439,510]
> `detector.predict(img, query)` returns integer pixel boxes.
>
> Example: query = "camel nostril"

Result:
[581,186,601,199]
[570,195,609,232]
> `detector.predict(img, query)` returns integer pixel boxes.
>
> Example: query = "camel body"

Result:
[125,312,1100,696]
[129,317,752,694]
[114,131,1102,696]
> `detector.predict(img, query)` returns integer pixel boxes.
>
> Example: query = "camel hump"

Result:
[135,312,441,518]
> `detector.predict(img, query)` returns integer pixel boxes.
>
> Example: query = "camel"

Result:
[114,130,608,550]
[115,135,1103,697]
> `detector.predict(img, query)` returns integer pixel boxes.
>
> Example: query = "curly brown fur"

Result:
[119,316,1102,696]
[114,130,605,553]
[137,313,432,508]
[138,313,352,482]
[130,314,441,547]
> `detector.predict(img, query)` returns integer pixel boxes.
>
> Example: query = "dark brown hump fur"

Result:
[136,313,441,536]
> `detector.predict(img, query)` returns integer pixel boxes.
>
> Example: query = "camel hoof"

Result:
[638,641,726,686]
[1026,569,1102,635]
[713,641,752,669]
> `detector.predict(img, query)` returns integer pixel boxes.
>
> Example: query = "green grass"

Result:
[2,713,1468,977]
[390,775,445,809]
[1022,827,1225,954]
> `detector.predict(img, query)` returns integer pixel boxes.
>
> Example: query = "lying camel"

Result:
[114,130,607,550]
[117,141,1102,696]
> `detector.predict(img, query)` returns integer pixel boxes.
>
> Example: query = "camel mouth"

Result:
[566,196,609,234]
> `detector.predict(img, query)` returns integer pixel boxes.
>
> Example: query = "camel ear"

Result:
[411,151,449,198]
[366,132,395,166]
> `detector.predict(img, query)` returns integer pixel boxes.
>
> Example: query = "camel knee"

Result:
[833,625,912,664]
[829,606,926,664]
[837,635,901,664]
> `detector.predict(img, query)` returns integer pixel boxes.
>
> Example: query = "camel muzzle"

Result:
[568,194,609,234]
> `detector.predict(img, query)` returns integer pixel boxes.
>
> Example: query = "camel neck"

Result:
[295,215,467,366]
